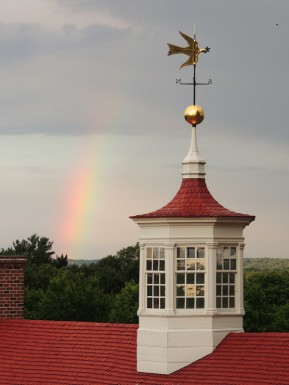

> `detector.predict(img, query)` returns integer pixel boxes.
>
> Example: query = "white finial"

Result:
[182,125,206,179]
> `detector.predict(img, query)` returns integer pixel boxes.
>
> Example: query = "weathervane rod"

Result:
[193,25,196,108]
[167,29,210,128]
[167,29,210,111]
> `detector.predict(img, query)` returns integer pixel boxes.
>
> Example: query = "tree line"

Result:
[1,234,139,323]
[1,234,289,331]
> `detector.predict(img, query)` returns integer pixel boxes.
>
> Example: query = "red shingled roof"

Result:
[131,178,255,220]
[1,319,289,384]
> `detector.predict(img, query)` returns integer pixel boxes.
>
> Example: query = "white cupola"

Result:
[130,30,255,375]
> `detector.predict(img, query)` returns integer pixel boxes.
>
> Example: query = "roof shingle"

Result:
[131,178,254,220]
[1,319,289,384]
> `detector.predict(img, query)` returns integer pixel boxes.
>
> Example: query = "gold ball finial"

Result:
[184,105,204,125]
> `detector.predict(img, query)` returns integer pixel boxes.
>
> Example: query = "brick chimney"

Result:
[0,256,26,319]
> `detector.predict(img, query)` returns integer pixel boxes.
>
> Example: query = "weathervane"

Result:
[167,28,211,127]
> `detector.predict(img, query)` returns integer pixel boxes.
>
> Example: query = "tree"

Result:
[13,234,55,265]
[24,288,45,319]
[25,263,59,290]
[86,244,139,294]
[244,271,289,332]
[53,254,68,268]
[0,234,68,267]
[38,269,112,322]
[109,281,139,324]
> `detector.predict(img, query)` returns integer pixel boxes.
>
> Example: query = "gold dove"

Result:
[167,31,210,69]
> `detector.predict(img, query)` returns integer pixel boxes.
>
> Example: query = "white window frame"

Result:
[216,246,237,309]
[175,245,206,310]
[145,246,166,310]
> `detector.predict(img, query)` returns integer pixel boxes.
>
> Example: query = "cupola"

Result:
[130,30,255,375]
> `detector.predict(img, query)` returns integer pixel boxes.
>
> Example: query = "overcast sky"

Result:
[0,0,288,259]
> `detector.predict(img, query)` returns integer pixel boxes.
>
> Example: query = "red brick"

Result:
[0,256,26,319]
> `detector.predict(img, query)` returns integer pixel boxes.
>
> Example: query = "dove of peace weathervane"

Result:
[167,30,210,68]
[167,29,211,127]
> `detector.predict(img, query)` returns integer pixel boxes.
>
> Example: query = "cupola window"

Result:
[145,247,166,309]
[176,246,205,309]
[216,246,237,309]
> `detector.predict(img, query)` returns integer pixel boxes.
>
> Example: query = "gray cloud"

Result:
[1,0,289,142]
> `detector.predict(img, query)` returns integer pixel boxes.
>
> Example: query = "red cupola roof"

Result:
[131,178,255,221]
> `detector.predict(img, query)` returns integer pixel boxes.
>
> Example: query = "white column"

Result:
[137,243,145,316]
[207,242,218,314]
[165,243,175,315]
[238,243,245,315]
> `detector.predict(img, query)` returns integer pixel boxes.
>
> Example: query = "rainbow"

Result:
[57,37,131,259]
[57,138,104,259]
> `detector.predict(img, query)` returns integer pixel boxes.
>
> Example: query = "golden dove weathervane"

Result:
[168,30,210,69]
[167,29,211,127]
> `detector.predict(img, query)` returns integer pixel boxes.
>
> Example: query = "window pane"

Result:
[186,285,195,297]
[216,285,221,296]
[223,285,228,296]
[160,248,165,259]
[229,285,235,295]
[160,298,165,309]
[154,286,159,296]
[176,285,185,296]
[186,298,194,309]
[146,260,152,270]
[230,259,236,270]
[223,273,228,283]
[187,247,195,258]
[196,273,204,284]
[196,261,205,270]
[230,247,236,257]
[197,247,205,258]
[160,286,165,296]
[154,274,159,284]
[216,297,221,308]
[217,248,222,258]
[223,247,229,258]
[177,273,185,284]
[147,248,152,259]
[223,259,230,270]
[186,260,195,270]
[147,274,152,284]
[229,273,235,283]
[196,286,205,296]
[217,273,222,283]
[176,298,185,309]
[177,248,185,259]
[229,297,235,308]
[147,286,152,296]
[222,298,228,308]
[196,298,205,308]
[153,298,159,309]
[153,260,158,270]
[147,298,152,308]
[159,260,165,271]
[217,258,222,270]
[187,273,194,284]
[153,248,159,259]
[177,260,185,270]
[160,274,165,284]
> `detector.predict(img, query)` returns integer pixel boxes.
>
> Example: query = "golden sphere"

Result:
[184,105,205,125]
